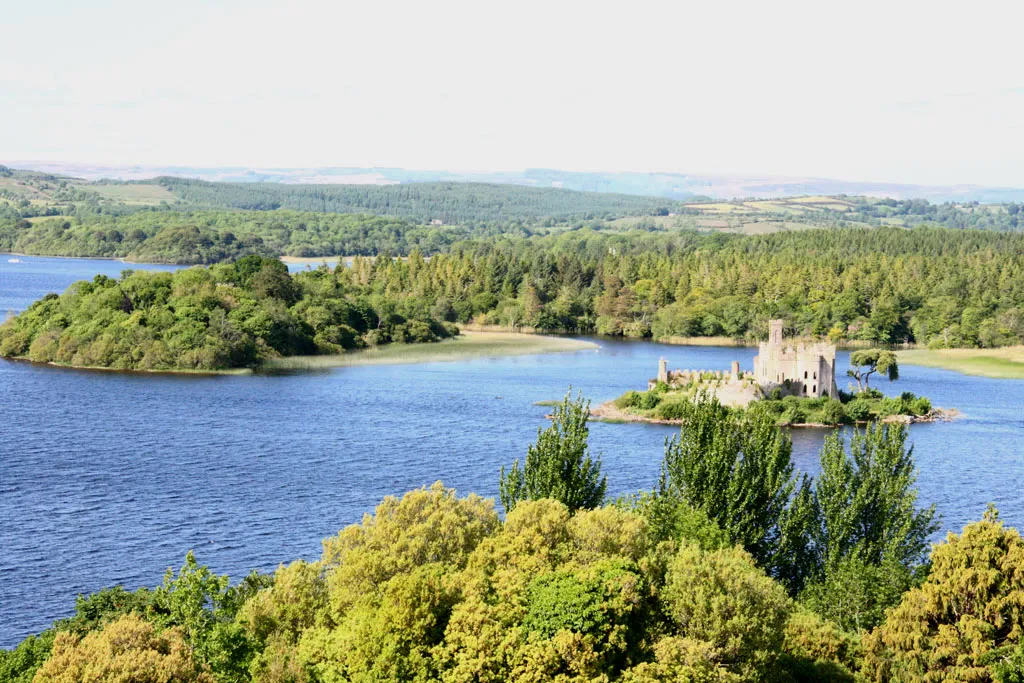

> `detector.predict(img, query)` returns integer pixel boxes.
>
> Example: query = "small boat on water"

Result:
[7,258,21,263]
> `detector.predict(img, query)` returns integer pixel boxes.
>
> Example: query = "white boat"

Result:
[7,258,21,263]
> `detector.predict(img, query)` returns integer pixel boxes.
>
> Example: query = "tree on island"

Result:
[847,349,899,392]
[499,389,607,513]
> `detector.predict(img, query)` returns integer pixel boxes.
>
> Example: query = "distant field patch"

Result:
[607,216,694,230]
[737,221,817,235]
[687,203,752,214]
[744,201,802,213]
[87,183,176,204]
[790,195,850,205]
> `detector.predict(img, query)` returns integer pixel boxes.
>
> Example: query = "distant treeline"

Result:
[843,197,1024,231]
[0,211,506,264]
[153,178,686,222]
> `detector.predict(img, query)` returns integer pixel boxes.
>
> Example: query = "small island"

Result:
[598,320,952,427]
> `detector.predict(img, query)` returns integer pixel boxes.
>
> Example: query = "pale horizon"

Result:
[5,0,1024,187]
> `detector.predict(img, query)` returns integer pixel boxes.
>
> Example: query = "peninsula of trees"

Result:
[5,393,1024,683]
[0,256,456,371]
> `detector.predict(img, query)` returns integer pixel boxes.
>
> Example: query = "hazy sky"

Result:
[4,0,1023,186]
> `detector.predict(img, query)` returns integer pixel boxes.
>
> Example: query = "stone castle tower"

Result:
[753,320,838,398]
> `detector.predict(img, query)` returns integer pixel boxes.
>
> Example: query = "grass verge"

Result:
[898,347,1024,379]
[261,331,597,371]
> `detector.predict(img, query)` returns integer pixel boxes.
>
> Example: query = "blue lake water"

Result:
[2,253,1023,647]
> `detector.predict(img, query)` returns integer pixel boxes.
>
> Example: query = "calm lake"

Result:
[2,253,1023,647]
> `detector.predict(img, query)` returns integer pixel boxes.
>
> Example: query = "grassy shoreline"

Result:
[2,332,596,376]
[2,356,252,376]
[259,332,597,371]
[898,347,1024,379]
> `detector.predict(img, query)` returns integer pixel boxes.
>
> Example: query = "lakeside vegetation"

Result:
[610,383,935,427]
[0,256,458,372]
[607,350,942,427]
[6,392,1024,683]
[6,225,1024,373]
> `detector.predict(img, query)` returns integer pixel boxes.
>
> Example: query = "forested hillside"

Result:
[153,178,685,222]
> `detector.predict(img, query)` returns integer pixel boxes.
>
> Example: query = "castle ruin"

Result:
[753,320,837,398]
[649,319,838,407]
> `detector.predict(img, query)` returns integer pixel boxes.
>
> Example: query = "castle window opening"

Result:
[813,384,817,394]
[813,372,817,379]
[804,371,808,379]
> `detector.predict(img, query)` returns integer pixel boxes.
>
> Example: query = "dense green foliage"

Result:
[154,178,687,223]
[756,389,933,426]
[654,394,797,571]
[613,380,934,426]
[847,349,899,392]
[795,425,938,631]
[650,395,935,627]
[862,506,1024,682]
[0,255,456,371]
[7,223,1024,373]
[7,217,1024,349]
[500,390,607,513]
[244,225,1024,348]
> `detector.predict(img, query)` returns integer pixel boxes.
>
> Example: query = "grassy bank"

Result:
[656,335,753,347]
[898,346,1024,379]
[2,357,252,376]
[261,331,597,371]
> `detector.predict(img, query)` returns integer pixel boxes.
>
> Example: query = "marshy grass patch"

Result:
[261,331,597,372]
[899,347,1024,379]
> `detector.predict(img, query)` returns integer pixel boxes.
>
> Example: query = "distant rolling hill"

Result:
[8,161,1024,203]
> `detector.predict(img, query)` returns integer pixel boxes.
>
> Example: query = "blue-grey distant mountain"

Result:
[8,161,1024,203]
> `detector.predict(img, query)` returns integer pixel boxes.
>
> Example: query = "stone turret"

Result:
[658,357,668,384]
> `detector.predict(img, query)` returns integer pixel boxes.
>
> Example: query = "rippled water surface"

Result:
[2,254,1023,647]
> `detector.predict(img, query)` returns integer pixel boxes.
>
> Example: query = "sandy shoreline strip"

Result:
[261,331,598,370]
